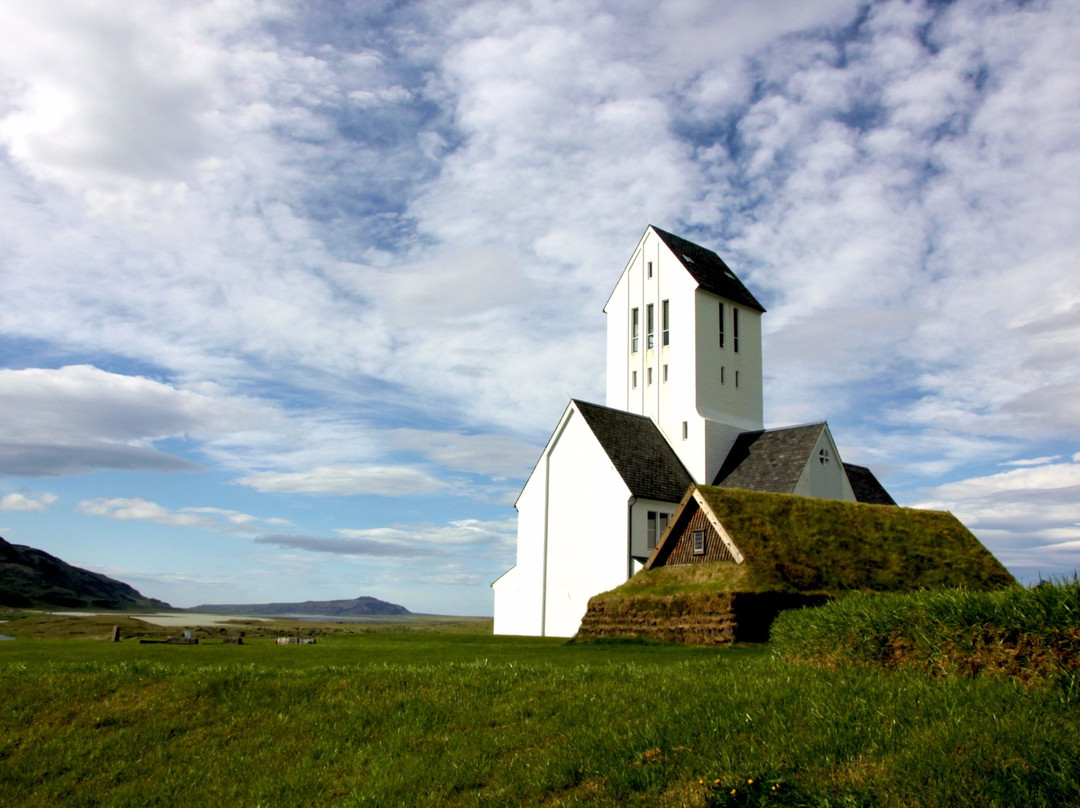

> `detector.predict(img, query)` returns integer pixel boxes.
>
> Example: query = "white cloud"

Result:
[77,496,289,534]
[385,428,537,479]
[255,517,516,558]
[0,365,275,476]
[234,465,450,496]
[0,491,57,512]
[914,456,1080,576]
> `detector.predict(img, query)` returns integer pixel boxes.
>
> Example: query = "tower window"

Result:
[693,530,706,555]
[662,364,668,382]
[661,299,670,346]
[647,367,653,385]
[682,421,688,440]
[646,304,655,349]
[647,260,653,278]
[718,302,725,348]
[733,307,740,353]
[632,370,638,389]
[631,307,639,353]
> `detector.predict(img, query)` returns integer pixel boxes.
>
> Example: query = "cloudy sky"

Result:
[0,0,1077,614]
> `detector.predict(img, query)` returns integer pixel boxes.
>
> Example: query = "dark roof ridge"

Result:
[572,399,694,502]
[648,225,766,312]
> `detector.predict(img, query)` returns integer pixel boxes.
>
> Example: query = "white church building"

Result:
[492,226,894,637]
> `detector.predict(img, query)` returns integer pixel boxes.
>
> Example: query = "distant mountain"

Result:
[0,536,172,610]
[190,596,412,617]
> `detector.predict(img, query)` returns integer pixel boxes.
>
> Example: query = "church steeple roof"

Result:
[649,225,766,312]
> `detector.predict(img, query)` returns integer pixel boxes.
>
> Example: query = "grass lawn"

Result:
[1,614,1078,807]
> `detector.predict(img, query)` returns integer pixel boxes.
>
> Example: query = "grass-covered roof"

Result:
[647,486,1015,594]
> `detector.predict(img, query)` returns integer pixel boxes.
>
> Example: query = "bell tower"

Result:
[603,226,765,483]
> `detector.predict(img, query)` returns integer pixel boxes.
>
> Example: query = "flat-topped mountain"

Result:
[0,536,171,610]
[190,596,411,616]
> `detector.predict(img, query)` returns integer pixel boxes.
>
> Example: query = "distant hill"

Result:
[189,596,412,617]
[0,536,171,611]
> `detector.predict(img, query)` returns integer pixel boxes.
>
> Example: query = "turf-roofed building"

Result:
[492,226,1012,638]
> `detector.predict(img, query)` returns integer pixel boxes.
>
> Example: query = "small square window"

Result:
[693,530,706,555]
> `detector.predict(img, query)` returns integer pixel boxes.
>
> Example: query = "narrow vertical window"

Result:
[632,370,638,389]
[647,367,653,385]
[647,260,653,278]
[647,511,657,549]
[646,304,655,349]
[659,512,670,540]
[662,364,668,382]
[682,421,688,440]
[661,299,670,346]
[631,307,639,353]
[693,530,706,555]
[718,302,725,348]
[733,307,740,353]
[721,366,725,385]
[735,370,740,388]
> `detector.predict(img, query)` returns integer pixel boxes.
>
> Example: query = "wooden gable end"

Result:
[647,487,743,568]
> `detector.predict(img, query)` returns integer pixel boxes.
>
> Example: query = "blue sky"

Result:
[0,0,1077,614]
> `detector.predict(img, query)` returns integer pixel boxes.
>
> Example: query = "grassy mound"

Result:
[771,579,1080,685]
[691,487,1015,592]
[578,563,828,644]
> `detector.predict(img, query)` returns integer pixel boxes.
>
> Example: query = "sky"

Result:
[0,0,1077,615]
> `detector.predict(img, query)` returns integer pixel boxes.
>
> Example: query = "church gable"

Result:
[713,423,826,493]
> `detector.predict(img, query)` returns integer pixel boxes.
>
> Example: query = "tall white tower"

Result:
[603,226,765,482]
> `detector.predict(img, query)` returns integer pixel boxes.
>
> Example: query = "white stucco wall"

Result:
[493,404,636,638]
[542,407,634,637]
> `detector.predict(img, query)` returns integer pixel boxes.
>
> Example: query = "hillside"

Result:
[190,596,411,616]
[0,537,171,611]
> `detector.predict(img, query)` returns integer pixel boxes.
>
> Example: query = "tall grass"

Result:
[2,628,1078,806]
[771,579,1080,685]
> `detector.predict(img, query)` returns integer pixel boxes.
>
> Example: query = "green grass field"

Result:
[1,608,1078,807]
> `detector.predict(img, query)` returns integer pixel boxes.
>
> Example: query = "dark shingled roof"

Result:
[712,423,825,493]
[573,400,693,503]
[843,463,897,506]
[650,226,766,312]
